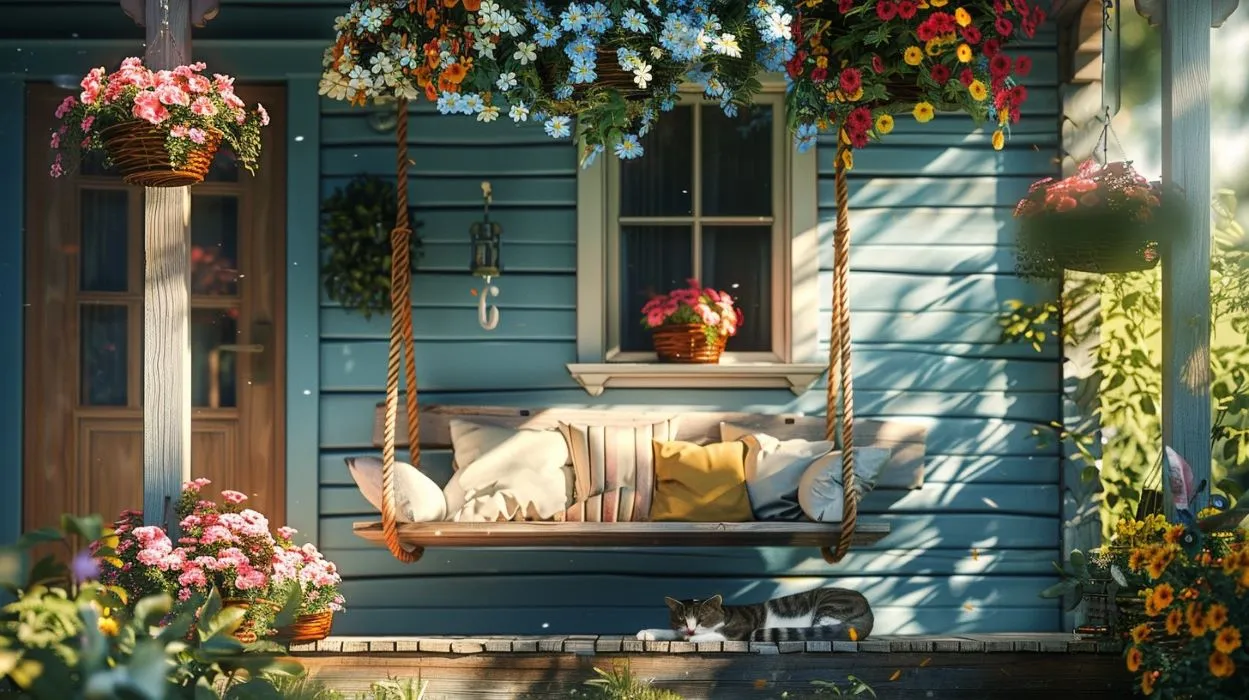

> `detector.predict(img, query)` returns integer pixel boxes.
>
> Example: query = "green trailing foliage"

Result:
[320,175,424,319]
[1000,190,1249,537]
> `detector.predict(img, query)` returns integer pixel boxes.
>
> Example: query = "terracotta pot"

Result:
[651,323,726,364]
[99,120,222,187]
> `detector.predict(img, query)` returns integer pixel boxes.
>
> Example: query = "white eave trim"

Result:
[566,363,828,397]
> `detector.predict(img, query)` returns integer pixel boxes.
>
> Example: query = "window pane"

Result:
[80,150,120,177]
[702,226,772,352]
[619,226,693,352]
[700,103,774,217]
[191,195,240,296]
[204,148,240,182]
[79,189,129,292]
[80,305,128,406]
[620,107,693,217]
[191,308,240,408]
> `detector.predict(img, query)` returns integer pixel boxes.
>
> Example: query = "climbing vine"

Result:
[1000,190,1249,538]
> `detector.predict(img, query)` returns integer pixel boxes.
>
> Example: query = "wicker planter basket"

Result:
[221,597,279,644]
[542,50,652,101]
[100,120,223,187]
[274,610,335,644]
[1016,215,1162,277]
[651,323,725,364]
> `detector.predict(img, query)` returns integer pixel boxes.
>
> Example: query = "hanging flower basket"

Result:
[1013,160,1181,277]
[100,120,223,187]
[273,609,335,644]
[642,280,740,364]
[652,324,727,364]
[49,58,268,187]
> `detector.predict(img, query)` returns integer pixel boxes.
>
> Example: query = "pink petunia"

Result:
[132,91,170,125]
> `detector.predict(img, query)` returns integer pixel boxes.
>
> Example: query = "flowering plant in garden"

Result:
[49,57,269,177]
[640,279,741,343]
[785,0,1040,159]
[268,527,346,618]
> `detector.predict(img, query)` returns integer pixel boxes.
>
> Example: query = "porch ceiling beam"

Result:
[1158,0,1217,516]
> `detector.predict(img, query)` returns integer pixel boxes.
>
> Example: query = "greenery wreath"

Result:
[320,175,424,319]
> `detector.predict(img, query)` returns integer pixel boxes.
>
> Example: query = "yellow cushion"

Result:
[648,440,753,522]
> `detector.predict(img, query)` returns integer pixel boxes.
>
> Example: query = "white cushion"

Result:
[797,447,890,523]
[735,433,835,521]
[346,456,447,523]
[444,419,573,522]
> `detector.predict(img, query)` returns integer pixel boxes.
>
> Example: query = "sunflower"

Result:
[1125,645,1143,673]
[1128,548,1147,572]
[1209,651,1236,679]
[1148,583,1175,614]
[1187,602,1208,638]
[1215,626,1242,654]
[1205,603,1229,630]
[1146,547,1175,580]
[1165,608,1184,636]
[1164,524,1185,545]
[1130,623,1152,644]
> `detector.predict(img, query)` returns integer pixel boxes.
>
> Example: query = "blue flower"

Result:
[545,115,573,139]
[565,35,597,63]
[794,123,818,153]
[559,3,588,32]
[570,61,598,84]
[621,8,649,32]
[535,23,562,48]
[645,0,661,16]
[617,47,642,71]
[614,134,644,159]
[585,2,613,34]
[581,143,605,168]
[555,83,574,100]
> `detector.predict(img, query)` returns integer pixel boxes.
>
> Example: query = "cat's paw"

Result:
[636,629,673,641]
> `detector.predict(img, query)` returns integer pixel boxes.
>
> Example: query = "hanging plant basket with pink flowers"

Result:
[640,280,742,364]
[49,57,269,187]
[1013,160,1185,278]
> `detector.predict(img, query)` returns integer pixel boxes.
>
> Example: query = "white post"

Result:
[1159,0,1213,516]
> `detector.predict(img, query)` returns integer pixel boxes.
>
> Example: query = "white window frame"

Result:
[567,74,825,396]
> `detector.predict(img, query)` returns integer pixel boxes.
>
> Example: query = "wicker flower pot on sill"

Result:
[100,120,223,187]
[273,609,335,644]
[652,323,726,364]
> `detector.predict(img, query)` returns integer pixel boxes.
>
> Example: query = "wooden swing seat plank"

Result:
[352,520,890,548]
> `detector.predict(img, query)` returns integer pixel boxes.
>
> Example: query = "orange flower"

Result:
[1205,603,1229,630]
[1130,623,1152,644]
[1165,608,1183,636]
[1215,627,1242,654]
[1146,547,1175,579]
[1187,602,1208,637]
[1149,583,1175,612]
[1141,670,1158,696]
[1125,645,1143,673]
[1163,524,1185,545]
[1128,549,1147,572]
[1209,651,1236,679]
[441,61,469,84]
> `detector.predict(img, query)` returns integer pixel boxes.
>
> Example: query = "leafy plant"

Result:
[320,175,423,319]
[583,661,682,700]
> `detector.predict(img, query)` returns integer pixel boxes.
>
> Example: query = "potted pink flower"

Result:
[267,527,345,644]
[640,279,741,364]
[49,57,269,187]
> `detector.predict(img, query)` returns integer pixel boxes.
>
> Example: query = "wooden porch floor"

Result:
[290,634,1134,699]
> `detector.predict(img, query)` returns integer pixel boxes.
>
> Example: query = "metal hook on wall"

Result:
[478,275,500,330]
[471,181,503,331]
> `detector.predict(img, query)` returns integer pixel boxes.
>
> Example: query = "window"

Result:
[570,76,825,396]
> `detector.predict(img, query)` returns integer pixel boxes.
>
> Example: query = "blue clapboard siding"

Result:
[314,35,1064,635]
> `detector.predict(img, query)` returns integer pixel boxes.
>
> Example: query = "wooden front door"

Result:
[22,84,287,532]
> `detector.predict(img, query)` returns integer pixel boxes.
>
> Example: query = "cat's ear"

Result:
[701,595,723,610]
[664,596,683,612]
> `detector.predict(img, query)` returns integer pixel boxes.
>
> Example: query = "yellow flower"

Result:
[840,149,854,171]
[1165,608,1183,636]
[816,56,829,69]
[930,0,948,6]
[1125,645,1143,672]
[904,46,924,66]
[925,39,944,57]
[1198,506,1220,519]
[1205,603,1229,630]
[816,118,830,131]
[848,86,864,101]
[1210,651,1236,679]
[1128,548,1148,572]
[1187,602,1208,637]
[956,44,973,62]
[1215,627,1242,654]
[1146,548,1174,580]
[98,616,120,637]
[875,114,895,135]
[955,7,972,26]
[1163,524,1185,544]
[1130,623,1152,644]
[968,79,988,101]
[839,128,851,145]
[1141,671,1158,696]
[991,129,1005,150]
[1147,583,1175,615]
[912,102,935,123]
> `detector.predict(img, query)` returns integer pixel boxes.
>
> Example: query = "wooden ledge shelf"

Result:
[352,520,890,548]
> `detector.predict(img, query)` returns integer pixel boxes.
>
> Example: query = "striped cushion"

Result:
[558,420,679,520]
[558,487,637,523]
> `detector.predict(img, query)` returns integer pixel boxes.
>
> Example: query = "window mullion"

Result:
[692,102,702,282]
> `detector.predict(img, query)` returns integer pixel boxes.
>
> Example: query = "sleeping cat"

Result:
[636,587,873,643]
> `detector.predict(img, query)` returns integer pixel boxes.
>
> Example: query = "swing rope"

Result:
[380,98,423,563]
[824,141,858,565]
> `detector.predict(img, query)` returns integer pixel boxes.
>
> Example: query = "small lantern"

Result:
[470,181,502,278]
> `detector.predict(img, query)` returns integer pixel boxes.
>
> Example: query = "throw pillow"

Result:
[736,433,836,521]
[560,487,638,522]
[444,419,573,522]
[558,419,679,519]
[346,456,447,523]
[797,447,891,523]
[649,440,753,523]
[721,422,889,494]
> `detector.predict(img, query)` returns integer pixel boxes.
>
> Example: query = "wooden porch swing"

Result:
[353,99,891,565]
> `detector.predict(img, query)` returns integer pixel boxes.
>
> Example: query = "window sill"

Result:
[566,363,827,397]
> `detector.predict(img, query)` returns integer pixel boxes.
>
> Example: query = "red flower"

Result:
[1011,85,1028,105]
[917,21,937,42]
[990,53,1013,78]
[897,0,918,19]
[1009,106,1021,123]
[1032,8,1046,24]
[958,67,975,86]
[1014,55,1033,77]
[849,130,869,148]
[1021,17,1037,38]
[983,39,1001,58]
[840,67,863,94]
[871,54,885,73]
[994,89,1011,110]
[995,17,1014,36]
[839,0,854,13]
[930,63,951,85]
[961,25,982,44]
[876,0,898,20]
[811,67,829,82]
[786,50,808,79]
[931,12,956,34]
[847,106,873,133]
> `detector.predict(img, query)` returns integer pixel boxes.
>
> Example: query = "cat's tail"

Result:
[751,625,867,643]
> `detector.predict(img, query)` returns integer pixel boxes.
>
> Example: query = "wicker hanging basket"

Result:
[100,120,223,187]
[1015,216,1162,277]
[651,323,726,364]
[273,609,335,644]
[542,50,650,101]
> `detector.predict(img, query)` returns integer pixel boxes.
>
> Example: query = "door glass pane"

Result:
[619,226,692,352]
[80,305,128,406]
[204,148,240,182]
[701,104,774,217]
[702,225,772,352]
[79,189,129,292]
[192,308,240,408]
[191,195,240,296]
[619,106,693,217]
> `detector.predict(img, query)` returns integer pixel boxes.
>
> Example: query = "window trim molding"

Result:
[571,73,822,394]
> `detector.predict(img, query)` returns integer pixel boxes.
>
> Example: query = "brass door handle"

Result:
[218,344,264,353]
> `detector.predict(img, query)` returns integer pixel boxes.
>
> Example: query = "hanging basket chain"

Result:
[381,98,423,563]
[824,141,858,565]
